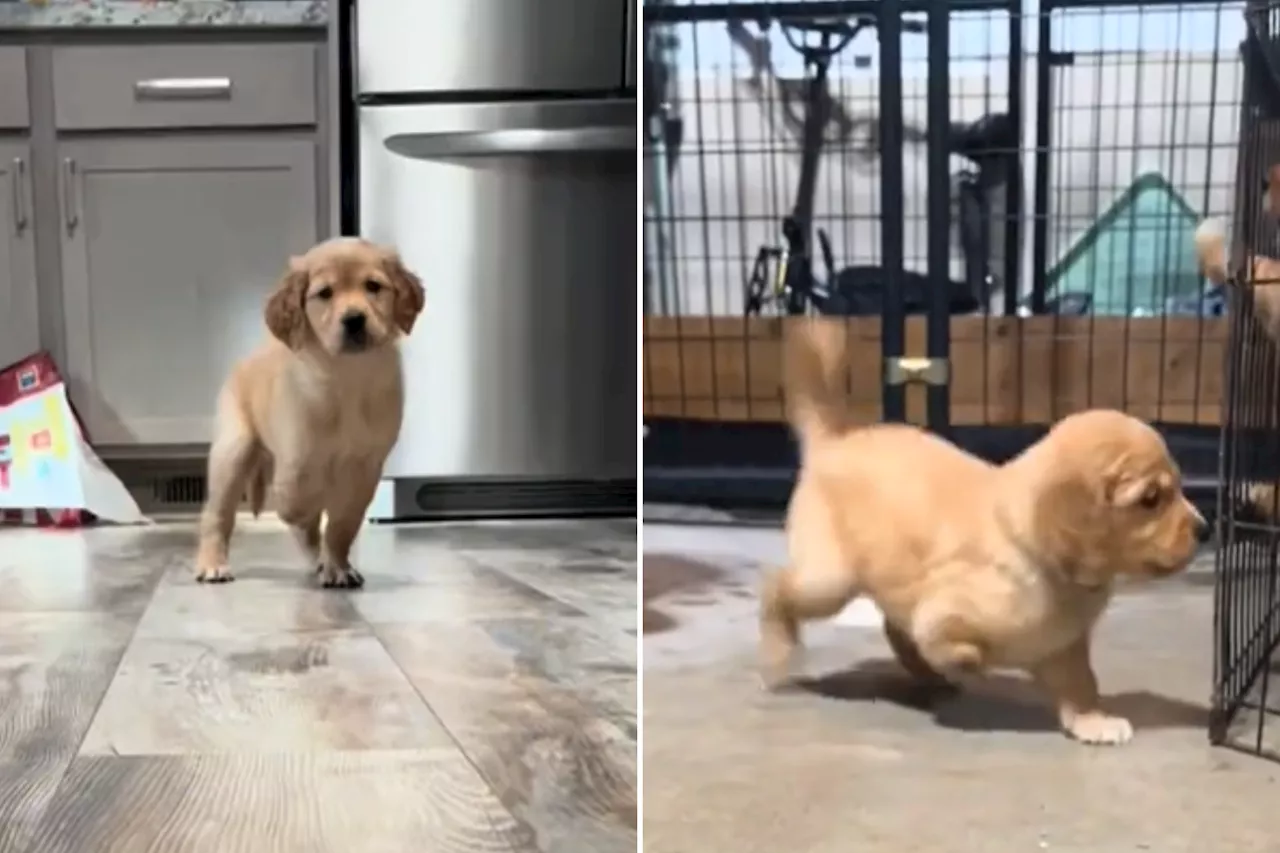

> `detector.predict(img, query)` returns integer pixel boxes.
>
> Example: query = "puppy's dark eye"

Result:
[314,286,334,301]
[1138,488,1163,509]
[365,280,383,295]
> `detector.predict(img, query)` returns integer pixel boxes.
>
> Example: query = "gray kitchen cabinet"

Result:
[57,136,317,445]
[0,143,38,372]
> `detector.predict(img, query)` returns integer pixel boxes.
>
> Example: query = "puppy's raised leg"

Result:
[195,406,255,583]
[884,622,957,692]
[273,466,325,573]
[1032,637,1132,746]
[910,596,989,682]
[316,465,380,589]
[291,514,322,566]
[760,563,859,690]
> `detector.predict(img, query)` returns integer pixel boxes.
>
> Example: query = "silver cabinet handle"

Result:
[10,157,25,233]
[134,77,232,101]
[383,126,634,160]
[62,158,78,233]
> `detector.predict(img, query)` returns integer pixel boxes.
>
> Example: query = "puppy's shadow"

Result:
[796,659,1208,733]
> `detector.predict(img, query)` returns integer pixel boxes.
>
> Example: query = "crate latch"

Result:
[885,357,950,387]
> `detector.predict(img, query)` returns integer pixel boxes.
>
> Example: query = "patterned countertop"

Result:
[0,0,327,28]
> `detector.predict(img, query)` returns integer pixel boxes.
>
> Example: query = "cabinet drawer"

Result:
[0,48,29,129]
[53,44,316,131]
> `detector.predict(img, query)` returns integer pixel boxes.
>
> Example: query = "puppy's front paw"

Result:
[316,561,364,590]
[759,643,804,693]
[1065,712,1133,746]
[195,561,234,584]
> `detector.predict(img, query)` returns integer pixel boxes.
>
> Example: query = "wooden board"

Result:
[643,316,1229,426]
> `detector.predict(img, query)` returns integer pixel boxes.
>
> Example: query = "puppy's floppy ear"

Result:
[1026,465,1112,588]
[382,250,425,335]
[265,256,310,350]
[1108,474,1157,508]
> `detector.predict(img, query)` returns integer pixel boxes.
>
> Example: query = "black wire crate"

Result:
[1214,289,1280,760]
[1244,0,1280,90]
[1211,15,1280,757]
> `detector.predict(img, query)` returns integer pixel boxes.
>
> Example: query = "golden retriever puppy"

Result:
[1196,166,1280,522]
[760,320,1207,745]
[1195,219,1280,340]
[1195,162,1280,338]
[194,237,424,587]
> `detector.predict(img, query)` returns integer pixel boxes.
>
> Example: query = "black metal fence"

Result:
[1212,0,1280,762]
[643,0,1243,509]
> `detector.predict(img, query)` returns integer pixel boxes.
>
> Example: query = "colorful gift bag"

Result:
[0,352,146,526]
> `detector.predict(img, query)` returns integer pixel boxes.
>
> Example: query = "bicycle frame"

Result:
[777,34,837,316]
[741,15,1016,318]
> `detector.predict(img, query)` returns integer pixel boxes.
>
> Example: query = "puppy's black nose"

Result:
[341,311,367,336]
[1196,516,1212,544]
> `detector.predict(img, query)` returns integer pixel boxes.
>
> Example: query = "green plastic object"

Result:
[1045,172,1205,316]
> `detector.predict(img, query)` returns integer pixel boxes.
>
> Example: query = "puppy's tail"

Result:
[1195,218,1230,286]
[784,319,850,449]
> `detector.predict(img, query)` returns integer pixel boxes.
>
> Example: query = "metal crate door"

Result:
[1212,0,1280,761]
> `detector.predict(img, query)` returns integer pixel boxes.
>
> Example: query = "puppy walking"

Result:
[194,237,425,588]
[761,320,1207,744]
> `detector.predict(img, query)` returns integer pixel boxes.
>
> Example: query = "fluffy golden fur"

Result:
[1195,167,1280,522]
[1195,162,1280,338]
[194,237,425,587]
[761,320,1207,745]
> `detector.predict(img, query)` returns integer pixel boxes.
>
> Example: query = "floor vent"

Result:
[104,458,209,516]
[405,476,636,520]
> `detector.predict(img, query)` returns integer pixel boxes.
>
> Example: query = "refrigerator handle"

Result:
[383,126,634,160]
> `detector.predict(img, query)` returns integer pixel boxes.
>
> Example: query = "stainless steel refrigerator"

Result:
[336,0,637,520]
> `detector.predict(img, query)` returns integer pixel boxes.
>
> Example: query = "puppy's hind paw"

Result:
[1065,712,1133,746]
[317,562,364,590]
[195,562,235,584]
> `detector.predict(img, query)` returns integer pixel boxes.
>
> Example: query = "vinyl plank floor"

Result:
[27,750,533,853]
[361,520,637,556]
[79,627,454,756]
[133,579,364,640]
[351,562,586,625]
[375,619,638,853]
[469,548,638,629]
[0,612,140,851]
[0,530,166,614]
[0,518,636,853]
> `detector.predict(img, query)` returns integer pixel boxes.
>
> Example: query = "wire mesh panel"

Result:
[1212,0,1280,761]
[644,1,1243,466]
[643,0,1022,491]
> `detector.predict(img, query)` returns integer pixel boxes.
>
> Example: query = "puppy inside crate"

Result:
[1198,162,1280,525]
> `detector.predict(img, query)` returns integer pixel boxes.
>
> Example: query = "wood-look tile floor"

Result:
[0,517,637,853]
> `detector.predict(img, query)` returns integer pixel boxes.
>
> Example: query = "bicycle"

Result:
[738,14,1022,318]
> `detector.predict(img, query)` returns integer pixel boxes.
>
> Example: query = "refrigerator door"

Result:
[356,0,628,95]
[359,99,636,482]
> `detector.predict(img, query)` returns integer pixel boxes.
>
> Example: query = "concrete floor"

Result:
[0,517,637,853]
[643,523,1280,853]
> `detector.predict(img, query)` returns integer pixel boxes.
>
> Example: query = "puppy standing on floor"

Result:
[194,237,425,588]
[760,320,1208,745]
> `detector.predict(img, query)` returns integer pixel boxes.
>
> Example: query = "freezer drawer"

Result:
[359,100,636,480]
[356,0,628,95]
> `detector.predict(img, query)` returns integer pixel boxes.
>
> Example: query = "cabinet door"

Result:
[58,137,316,445]
[0,143,37,371]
